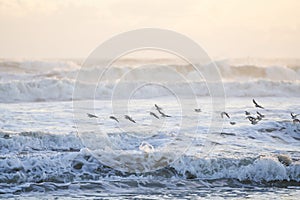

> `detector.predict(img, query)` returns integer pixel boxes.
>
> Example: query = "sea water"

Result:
[0,58,299,199]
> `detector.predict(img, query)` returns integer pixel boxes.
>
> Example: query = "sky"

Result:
[0,0,299,59]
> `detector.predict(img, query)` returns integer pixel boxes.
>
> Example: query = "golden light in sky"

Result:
[0,0,299,58]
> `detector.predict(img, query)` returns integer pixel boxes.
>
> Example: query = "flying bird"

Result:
[245,111,251,115]
[256,115,262,121]
[251,120,258,125]
[155,104,163,111]
[248,116,259,124]
[87,113,98,118]
[246,116,256,121]
[158,109,171,117]
[221,112,230,119]
[194,108,202,113]
[253,99,264,109]
[291,112,299,119]
[246,116,258,125]
[124,115,136,123]
[149,111,159,119]
[109,116,119,123]
[256,111,265,118]
[230,121,236,125]
[293,119,300,124]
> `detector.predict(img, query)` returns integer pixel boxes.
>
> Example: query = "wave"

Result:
[1,149,299,183]
[1,130,300,185]
[0,131,82,153]
[0,59,299,102]
[1,59,299,80]
[0,78,299,103]
[0,59,81,73]
[218,64,300,81]
[0,79,75,102]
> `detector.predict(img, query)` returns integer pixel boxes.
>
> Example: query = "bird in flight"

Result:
[253,99,264,109]
[246,116,258,125]
[124,115,136,123]
[221,112,230,119]
[87,113,98,118]
[149,111,159,119]
[109,116,119,123]
[256,111,265,118]
[158,109,171,117]
[155,104,163,111]
[291,112,299,119]
[293,119,300,124]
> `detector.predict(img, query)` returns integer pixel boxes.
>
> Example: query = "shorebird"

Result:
[87,113,98,118]
[158,109,171,117]
[253,99,264,109]
[293,119,300,124]
[246,116,258,125]
[256,111,265,118]
[194,108,202,112]
[109,116,119,123]
[256,115,262,121]
[291,112,299,119]
[245,111,251,115]
[250,119,258,125]
[124,115,136,123]
[155,104,163,111]
[221,112,230,119]
[246,116,256,121]
[149,111,159,119]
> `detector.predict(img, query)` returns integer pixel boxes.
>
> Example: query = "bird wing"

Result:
[87,113,98,118]
[151,112,159,119]
[225,113,230,118]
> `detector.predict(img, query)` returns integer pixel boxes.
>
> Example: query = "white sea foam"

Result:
[0,78,299,103]
[173,155,300,182]
[0,142,299,185]
[0,59,299,102]
[1,59,300,198]
[0,97,299,196]
[0,116,299,184]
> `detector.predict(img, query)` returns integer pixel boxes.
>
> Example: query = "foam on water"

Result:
[0,59,299,103]
[1,79,300,103]
[0,134,300,194]
[0,58,300,198]
[0,98,299,194]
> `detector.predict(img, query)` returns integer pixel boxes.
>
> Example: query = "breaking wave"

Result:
[0,128,299,189]
[0,59,299,103]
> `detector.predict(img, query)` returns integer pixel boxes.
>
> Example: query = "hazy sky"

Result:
[0,0,299,59]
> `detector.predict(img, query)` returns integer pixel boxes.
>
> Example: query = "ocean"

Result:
[0,58,299,199]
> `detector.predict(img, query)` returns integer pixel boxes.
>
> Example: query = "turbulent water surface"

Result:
[0,59,300,199]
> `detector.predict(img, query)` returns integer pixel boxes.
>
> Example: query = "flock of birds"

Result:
[221,99,267,125]
[86,99,300,126]
[219,99,299,126]
[87,104,171,124]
